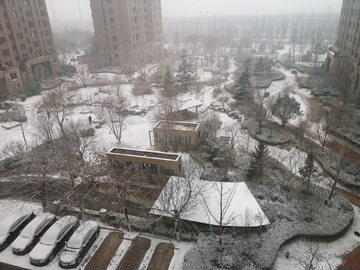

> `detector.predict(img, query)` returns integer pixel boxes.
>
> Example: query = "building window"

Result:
[110,17,114,23]
[23,0,30,6]
[9,34,13,40]
[165,134,173,143]
[175,135,183,144]
[26,37,30,43]
[5,61,13,67]
[14,22,21,29]
[33,41,39,47]
[2,49,10,56]
[17,33,24,39]
[115,53,119,58]
[134,16,137,22]
[3,12,7,19]
[111,27,115,32]
[186,136,194,145]
[29,47,32,53]
[47,39,52,45]
[30,31,37,37]
[42,20,48,26]
[133,7,136,13]
[113,45,118,49]
[160,166,175,176]
[45,30,50,36]
[143,163,157,175]
[28,21,35,27]
[108,8,113,14]
[37,0,43,6]
[156,133,163,142]
[112,36,117,41]
[21,16,25,22]
[0,24,3,32]
[20,43,26,50]
[25,10,32,17]
[23,27,27,33]
[23,53,28,60]
[40,10,46,16]
[0,37,6,44]
[8,0,15,6]
[11,11,18,18]
[10,73,17,80]
[107,0,112,3]
[18,5,23,12]
[35,50,41,57]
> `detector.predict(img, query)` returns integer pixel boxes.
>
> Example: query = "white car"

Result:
[58,221,100,268]
[11,213,57,255]
[29,215,78,266]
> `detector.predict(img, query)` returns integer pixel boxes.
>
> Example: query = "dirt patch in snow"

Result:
[84,232,124,270]
[146,243,175,270]
[116,237,151,270]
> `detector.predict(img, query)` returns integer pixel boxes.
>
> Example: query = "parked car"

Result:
[11,213,57,255]
[58,221,100,268]
[0,212,35,251]
[29,216,79,266]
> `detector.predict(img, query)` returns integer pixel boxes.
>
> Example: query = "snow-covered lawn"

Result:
[273,205,360,270]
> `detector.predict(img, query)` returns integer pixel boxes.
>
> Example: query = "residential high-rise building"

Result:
[90,0,163,67]
[325,0,360,100]
[0,0,59,98]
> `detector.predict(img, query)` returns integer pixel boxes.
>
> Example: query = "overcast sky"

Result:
[45,0,342,21]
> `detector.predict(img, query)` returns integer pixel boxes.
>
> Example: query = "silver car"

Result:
[29,215,78,266]
[58,220,100,268]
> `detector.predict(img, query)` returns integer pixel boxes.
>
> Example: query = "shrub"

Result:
[23,77,41,97]
[19,95,27,102]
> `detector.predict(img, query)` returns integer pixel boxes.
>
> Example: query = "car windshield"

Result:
[67,236,82,249]
[40,232,57,245]
[20,225,35,239]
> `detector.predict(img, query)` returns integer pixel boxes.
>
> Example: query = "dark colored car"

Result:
[0,212,35,251]
[11,213,57,255]
[58,220,100,268]
[29,215,78,266]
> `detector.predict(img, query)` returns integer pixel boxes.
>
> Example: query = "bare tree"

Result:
[38,85,75,137]
[74,66,92,88]
[104,95,129,144]
[151,160,204,241]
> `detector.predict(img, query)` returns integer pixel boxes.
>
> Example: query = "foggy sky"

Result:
[45,0,342,21]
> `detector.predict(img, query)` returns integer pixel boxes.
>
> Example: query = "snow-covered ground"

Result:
[0,200,194,270]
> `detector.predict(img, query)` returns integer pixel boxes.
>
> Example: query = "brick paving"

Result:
[116,237,151,270]
[146,243,175,270]
[84,232,124,270]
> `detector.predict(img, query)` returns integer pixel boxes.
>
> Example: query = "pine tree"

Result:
[233,66,252,103]
[271,90,302,128]
[247,142,269,180]
[176,55,193,91]
[163,66,175,96]
[298,152,318,194]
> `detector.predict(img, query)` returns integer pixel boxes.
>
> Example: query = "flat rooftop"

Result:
[108,148,181,161]
[154,121,200,131]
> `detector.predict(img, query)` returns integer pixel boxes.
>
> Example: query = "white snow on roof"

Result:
[150,177,269,227]
[178,99,204,111]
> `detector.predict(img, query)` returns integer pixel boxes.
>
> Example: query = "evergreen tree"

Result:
[176,55,193,91]
[298,152,318,194]
[163,66,175,96]
[247,142,269,180]
[233,66,252,103]
[271,90,302,128]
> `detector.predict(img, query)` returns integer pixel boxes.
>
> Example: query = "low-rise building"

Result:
[107,147,181,180]
[153,121,201,153]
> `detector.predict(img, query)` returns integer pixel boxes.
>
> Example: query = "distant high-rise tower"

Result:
[325,0,360,100]
[90,0,163,67]
[0,0,59,98]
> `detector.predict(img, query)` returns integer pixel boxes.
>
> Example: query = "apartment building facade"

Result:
[0,0,59,98]
[325,0,360,100]
[90,0,163,67]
